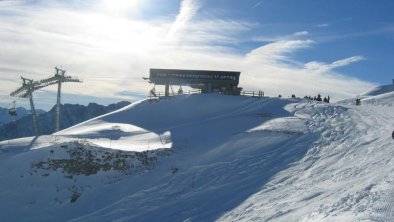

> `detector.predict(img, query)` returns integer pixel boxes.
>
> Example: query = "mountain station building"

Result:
[147,68,242,96]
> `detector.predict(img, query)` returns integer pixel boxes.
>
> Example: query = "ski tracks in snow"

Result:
[220,98,394,221]
[303,102,394,221]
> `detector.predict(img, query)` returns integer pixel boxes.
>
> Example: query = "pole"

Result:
[165,82,169,97]
[55,81,62,132]
[29,93,40,136]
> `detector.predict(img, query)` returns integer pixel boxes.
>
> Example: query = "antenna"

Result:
[38,67,82,132]
[10,76,41,136]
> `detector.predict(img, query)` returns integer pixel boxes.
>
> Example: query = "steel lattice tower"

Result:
[10,77,42,136]
[10,67,82,135]
[38,67,82,132]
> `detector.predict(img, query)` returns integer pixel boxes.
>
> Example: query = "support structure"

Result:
[56,76,62,132]
[10,77,41,136]
[10,67,82,136]
[38,67,81,132]
[28,91,39,136]
[165,82,170,97]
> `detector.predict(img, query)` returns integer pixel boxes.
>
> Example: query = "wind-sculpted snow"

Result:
[0,92,393,221]
[219,93,394,221]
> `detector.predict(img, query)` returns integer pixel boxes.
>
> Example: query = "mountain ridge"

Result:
[0,101,130,141]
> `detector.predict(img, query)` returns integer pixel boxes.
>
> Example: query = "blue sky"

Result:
[196,0,394,83]
[0,0,393,110]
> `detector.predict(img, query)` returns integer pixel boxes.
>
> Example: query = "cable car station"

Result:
[146,68,242,96]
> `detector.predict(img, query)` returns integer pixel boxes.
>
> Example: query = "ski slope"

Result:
[0,92,393,222]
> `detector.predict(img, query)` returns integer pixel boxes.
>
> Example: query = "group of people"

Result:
[304,94,330,103]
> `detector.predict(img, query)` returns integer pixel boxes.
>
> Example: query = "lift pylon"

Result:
[10,77,41,136]
[38,67,82,132]
[10,67,82,136]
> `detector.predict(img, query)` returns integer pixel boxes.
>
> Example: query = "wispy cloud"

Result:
[293,31,309,36]
[316,23,330,28]
[253,0,264,8]
[314,26,394,43]
[0,0,375,109]
[253,31,310,43]
[167,0,200,41]
[98,0,144,16]
[305,56,366,73]
[246,39,314,63]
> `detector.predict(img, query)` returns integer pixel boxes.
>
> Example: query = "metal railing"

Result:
[148,89,202,99]
[147,89,266,99]
[240,90,264,98]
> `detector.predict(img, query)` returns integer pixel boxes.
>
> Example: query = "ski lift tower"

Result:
[38,67,82,132]
[10,77,41,136]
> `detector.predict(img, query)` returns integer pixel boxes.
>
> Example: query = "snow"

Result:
[0,91,394,221]
[362,83,394,96]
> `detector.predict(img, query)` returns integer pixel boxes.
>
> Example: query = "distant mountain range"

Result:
[0,101,130,141]
[0,107,44,126]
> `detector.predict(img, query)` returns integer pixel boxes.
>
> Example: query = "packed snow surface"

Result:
[0,92,393,222]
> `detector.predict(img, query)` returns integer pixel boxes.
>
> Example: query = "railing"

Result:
[148,89,265,99]
[148,89,202,99]
[240,90,264,98]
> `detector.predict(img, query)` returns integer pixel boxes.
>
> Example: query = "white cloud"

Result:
[293,31,309,36]
[253,0,264,8]
[98,0,144,16]
[246,40,314,63]
[253,31,309,43]
[305,56,366,73]
[167,0,200,41]
[316,23,330,28]
[330,56,366,67]
[0,1,375,109]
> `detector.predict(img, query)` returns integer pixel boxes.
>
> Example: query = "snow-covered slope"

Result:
[0,93,393,222]
[363,83,394,96]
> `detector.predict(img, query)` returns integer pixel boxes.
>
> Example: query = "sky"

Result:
[0,0,393,110]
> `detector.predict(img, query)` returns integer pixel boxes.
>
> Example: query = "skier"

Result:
[392,131,394,139]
